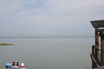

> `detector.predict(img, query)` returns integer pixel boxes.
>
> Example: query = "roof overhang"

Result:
[91,20,104,28]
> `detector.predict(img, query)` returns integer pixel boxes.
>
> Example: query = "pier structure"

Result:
[91,20,104,69]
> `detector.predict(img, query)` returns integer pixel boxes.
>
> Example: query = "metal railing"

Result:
[91,45,101,69]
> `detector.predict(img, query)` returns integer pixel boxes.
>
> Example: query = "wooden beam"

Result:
[95,30,99,48]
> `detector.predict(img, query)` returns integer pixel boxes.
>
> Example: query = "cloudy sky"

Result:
[0,0,104,37]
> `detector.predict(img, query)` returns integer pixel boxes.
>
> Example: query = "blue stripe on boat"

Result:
[5,62,27,69]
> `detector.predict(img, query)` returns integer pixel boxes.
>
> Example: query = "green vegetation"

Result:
[0,43,15,46]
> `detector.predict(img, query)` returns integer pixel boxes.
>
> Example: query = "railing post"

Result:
[92,45,96,69]
[101,34,104,65]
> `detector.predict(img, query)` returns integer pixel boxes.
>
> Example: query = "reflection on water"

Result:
[0,38,94,69]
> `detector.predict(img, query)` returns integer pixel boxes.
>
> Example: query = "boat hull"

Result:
[5,62,27,69]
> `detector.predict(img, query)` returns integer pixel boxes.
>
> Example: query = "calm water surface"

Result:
[0,38,94,69]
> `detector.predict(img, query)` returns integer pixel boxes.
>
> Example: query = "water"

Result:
[0,38,94,69]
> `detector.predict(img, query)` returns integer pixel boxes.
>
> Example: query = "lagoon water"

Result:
[0,38,94,69]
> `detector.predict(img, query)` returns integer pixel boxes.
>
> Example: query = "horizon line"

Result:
[0,37,94,38]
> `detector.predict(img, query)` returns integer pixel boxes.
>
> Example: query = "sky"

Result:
[0,0,104,37]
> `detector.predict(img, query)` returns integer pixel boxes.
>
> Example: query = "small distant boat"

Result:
[5,62,27,69]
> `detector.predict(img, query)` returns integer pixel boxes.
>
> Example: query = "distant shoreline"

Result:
[0,43,14,46]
